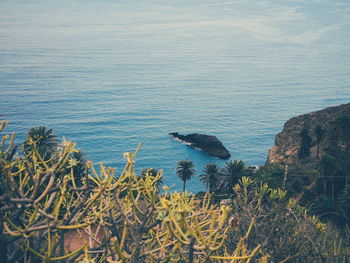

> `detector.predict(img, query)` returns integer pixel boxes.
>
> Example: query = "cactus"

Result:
[0,121,265,262]
[1,121,348,262]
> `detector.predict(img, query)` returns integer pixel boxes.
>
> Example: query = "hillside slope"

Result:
[267,103,350,167]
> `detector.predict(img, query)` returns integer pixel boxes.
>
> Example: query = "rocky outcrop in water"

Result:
[170,133,231,159]
[267,103,350,167]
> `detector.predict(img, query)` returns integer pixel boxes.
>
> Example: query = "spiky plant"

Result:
[23,126,58,159]
[140,168,163,190]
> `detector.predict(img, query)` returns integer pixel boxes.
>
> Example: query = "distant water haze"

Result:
[1,0,350,192]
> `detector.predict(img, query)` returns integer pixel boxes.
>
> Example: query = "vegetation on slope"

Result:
[265,104,350,225]
[0,121,349,262]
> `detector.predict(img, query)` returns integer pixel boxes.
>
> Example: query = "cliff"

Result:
[267,103,350,167]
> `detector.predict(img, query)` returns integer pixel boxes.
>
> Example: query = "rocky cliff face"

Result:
[267,103,350,167]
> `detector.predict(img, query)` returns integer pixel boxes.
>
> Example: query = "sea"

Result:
[1,0,350,192]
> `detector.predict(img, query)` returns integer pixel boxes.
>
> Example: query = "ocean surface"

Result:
[1,0,350,192]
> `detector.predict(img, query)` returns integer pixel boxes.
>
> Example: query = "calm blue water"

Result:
[1,0,350,192]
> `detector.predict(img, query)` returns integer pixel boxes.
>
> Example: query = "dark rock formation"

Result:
[169,133,231,159]
[267,103,350,167]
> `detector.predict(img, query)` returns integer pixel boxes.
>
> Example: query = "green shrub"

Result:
[226,177,350,262]
[0,121,265,262]
[1,121,348,262]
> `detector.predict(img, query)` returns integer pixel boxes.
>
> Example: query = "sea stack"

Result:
[169,132,231,159]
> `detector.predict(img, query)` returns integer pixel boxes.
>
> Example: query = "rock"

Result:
[169,133,231,159]
[267,103,350,167]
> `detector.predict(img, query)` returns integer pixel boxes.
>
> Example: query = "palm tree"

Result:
[314,125,324,158]
[332,115,350,146]
[298,127,312,160]
[338,184,350,223]
[329,116,350,187]
[220,160,251,194]
[176,160,195,192]
[200,163,221,192]
[23,126,58,159]
[320,150,341,199]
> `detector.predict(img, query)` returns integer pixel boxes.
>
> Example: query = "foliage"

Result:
[23,126,58,160]
[200,163,221,192]
[176,160,195,192]
[331,115,350,146]
[310,115,350,223]
[314,125,324,158]
[338,184,350,222]
[279,115,350,225]
[1,121,349,262]
[254,165,284,189]
[298,127,312,160]
[219,160,251,194]
[139,167,163,190]
[1,122,267,262]
[227,178,350,263]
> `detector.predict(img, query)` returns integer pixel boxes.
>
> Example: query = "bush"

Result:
[0,122,265,262]
[1,121,349,262]
[227,177,350,262]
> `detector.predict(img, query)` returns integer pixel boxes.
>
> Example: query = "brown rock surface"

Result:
[267,103,350,166]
